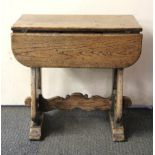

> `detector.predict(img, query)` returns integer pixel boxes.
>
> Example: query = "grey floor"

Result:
[2,107,153,155]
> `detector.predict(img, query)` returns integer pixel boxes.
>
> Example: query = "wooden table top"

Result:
[12,15,142,33]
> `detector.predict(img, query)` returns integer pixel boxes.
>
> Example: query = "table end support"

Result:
[29,67,44,140]
[109,68,125,142]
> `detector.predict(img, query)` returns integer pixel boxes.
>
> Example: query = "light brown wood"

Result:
[31,68,37,122]
[25,97,31,106]
[111,69,117,111]
[36,93,111,111]
[11,33,142,68]
[29,113,44,140]
[114,69,123,123]
[109,112,125,141]
[31,68,42,122]
[30,68,44,140]
[37,68,42,95]
[109,68,125,141]
[11,15,142,33]
[25,94,132,110]
[11,15,142,142]
[41,93,111,111]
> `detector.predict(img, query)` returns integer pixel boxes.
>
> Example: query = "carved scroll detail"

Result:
[41,93,111,111]
[25,92,132,112]
[25,92,112,111]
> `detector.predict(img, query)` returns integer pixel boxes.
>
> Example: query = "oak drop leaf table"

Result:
[11,15,143,141]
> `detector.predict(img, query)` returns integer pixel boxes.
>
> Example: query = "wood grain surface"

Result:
[29,114,44,140]
[12,33,142,68]
[114,69,123,123]
[25,94,132,111]
[11,15,142,33]
[109,112,125,141]
[40,93,112,111]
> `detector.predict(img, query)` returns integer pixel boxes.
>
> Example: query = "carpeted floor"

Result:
[2,106,153,155]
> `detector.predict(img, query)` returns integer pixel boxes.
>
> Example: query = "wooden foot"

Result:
[109,112,125,142]
[29,114,44,140]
